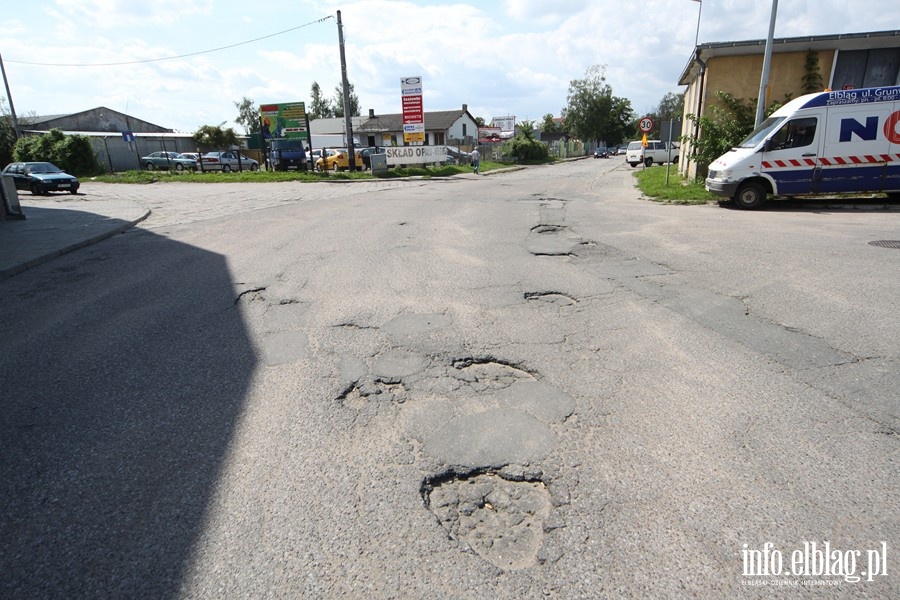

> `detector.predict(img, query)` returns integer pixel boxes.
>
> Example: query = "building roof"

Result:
[679,29,900,85]
[20,106,172,133]
[356,108,475,133]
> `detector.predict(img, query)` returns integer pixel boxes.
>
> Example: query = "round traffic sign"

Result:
[639,117,654,133]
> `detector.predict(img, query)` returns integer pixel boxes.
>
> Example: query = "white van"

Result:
[705,85,900,209]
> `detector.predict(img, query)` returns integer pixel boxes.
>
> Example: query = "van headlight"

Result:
[709,169,731,180]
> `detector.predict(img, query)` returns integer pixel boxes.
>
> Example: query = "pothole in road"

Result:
[451,357,536,389]
[423,470,553,570]
[524,291,578,306]
[530,224,567,234]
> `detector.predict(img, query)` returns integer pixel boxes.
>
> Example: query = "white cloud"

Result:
[3,0,897,132]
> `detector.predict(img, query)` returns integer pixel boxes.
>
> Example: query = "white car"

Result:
[199,151,259,172]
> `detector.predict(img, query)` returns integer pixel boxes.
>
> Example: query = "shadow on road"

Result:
[717,196,900,212]
[0,226,255,597]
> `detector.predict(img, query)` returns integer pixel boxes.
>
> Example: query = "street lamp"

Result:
[755,0,779,126]
[692,0,702,48]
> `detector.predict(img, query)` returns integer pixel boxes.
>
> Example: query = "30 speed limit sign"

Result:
[639,116,654,133]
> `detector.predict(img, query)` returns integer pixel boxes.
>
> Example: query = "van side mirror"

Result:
[763,139,773,153]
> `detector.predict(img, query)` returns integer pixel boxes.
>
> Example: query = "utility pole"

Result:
[755,0,778,126]
[0,53,21,138]
[336,10,356,170]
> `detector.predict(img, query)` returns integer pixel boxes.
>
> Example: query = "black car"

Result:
[358,146,385,170]
[2,162,80,195]
[593,147,609,159]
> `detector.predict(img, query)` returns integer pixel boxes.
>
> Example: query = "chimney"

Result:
[369,108,375,117]
[462,104,468,112]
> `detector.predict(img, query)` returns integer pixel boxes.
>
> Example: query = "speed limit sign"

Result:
[639,116,654,133]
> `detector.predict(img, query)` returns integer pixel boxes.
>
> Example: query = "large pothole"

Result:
[424,471,552,570]
[451,357,536,390]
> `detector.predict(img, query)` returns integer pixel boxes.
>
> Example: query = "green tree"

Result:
[13,128,102,176]
[0,99,16,167]
[683,91,791,178]
[802,49,824,94]
[656,92,685,124]
[331,82,360,118]
[234,97,259,135]
[192,123,240,150]
[474,116,486,127]
[310,82,332,119]
[540,113,566,135]
[565,65,634,144]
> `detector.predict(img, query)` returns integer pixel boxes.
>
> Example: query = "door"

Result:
[816,102,896,194]
[760,114,823,196]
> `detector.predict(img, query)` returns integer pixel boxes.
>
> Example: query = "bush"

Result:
[502,135,549,161]
[13,128,103,176]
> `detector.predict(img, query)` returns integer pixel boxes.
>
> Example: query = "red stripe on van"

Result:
[834,157,847,165]
[805,159,817,166]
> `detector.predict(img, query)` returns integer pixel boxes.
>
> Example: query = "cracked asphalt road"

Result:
[1,161,898,598]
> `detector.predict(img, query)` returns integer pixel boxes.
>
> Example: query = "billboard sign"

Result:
[491,116,516,134]
[260,102,309,141]
[478,127,502,143]
[401,76,425,143]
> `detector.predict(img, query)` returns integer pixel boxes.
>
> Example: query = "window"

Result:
[832,47,900,89]
[769,117,817,151]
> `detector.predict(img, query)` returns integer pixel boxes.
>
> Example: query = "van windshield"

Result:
[272,140,305,150]
[738,116,785,148]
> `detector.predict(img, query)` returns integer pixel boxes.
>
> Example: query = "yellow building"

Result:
[678,30,900,178]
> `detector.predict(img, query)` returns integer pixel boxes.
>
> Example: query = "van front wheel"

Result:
[734,181,767,210]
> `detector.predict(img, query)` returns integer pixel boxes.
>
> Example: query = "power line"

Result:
[5,15,334,67]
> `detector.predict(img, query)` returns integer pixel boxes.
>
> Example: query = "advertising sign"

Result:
[478,127,502,143]
[384,145,447,165]
[260,102,309,141]
[401,76,425,143]
[491,116,516,134]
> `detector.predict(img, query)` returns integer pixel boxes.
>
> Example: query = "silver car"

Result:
[199,151,260,172]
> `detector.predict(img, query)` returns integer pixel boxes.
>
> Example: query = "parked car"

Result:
[445,146,470,165]
[358,146,386,170]
[593,147,609,158]
[200,151,260,172]
[2,161,80,195]
[315,148,363,172]
[141,151,197,172]
[181,152,201,162]
[625,140,679,167]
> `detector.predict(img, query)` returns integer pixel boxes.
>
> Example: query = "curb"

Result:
[0,207,151,281]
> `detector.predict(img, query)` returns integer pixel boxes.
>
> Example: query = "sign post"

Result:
[639,116,654,169]
[401,76,425,144]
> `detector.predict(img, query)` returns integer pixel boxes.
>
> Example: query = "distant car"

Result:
[445,147,470,165]
[2,161,80,195]
[315,148,363,172]
[181,152,201,162]
[200,151,259,172]
[593,147,609,159]
[141,151,197,172]
[358,146,385,170]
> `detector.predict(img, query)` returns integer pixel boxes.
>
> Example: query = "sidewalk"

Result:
[0,196,150,280]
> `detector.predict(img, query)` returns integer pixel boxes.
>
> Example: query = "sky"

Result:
[2,0,899,133]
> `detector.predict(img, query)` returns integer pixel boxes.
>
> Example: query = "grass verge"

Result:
[91,161,514,184]
[632,164,717,205]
